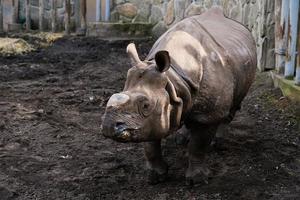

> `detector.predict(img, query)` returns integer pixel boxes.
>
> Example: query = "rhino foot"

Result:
[175,125,190,146]
[146,162,168,185]
[147,167,168,185]
[185,164,210,186]
[211,137,227,151]
[144,141,168,184]
[185,124,218,185]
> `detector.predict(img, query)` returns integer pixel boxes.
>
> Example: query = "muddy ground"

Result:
[0,35,299,200]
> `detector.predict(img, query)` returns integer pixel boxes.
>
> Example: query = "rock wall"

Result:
[112,0,275,71]
[18,0,69,30]
[15,0,274,71]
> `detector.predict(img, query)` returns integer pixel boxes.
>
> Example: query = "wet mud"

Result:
[0,36,299,200]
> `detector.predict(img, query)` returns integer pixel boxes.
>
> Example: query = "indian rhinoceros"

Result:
[101,7,256,185]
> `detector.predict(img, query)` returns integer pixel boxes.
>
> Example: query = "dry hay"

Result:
[0,38,33,55]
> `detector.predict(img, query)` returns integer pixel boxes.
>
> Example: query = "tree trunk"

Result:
[39,0,44,31]
[0,0,3,32]
[64,0,71,35]
[51,0,56,32]
[25,0,31,31]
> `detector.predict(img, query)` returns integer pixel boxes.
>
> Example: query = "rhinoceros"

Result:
[102,7,256,185]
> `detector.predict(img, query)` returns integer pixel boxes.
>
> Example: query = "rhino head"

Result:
[101,43,183,142]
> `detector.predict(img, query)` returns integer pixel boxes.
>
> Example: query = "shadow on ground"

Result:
[0,35,299,200]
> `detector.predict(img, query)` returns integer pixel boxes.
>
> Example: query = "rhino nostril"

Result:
[114,122,131,141]
[116,122,125,127]
[114,122,127,134]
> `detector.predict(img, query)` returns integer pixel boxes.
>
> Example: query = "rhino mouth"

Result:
[112,123,139,142]
[101,111,143,142]
[102,120,141,143]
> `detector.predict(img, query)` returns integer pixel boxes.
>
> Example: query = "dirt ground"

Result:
[0,35,299,200]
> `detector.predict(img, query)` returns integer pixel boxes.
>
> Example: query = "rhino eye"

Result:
[138,98,152,117]
[143,102,150,110]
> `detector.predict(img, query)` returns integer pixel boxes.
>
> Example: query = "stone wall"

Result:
[14,0,274,71]
[111,0,275,71]
[18,0,70,30]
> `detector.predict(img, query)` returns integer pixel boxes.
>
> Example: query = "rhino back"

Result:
[147,7,257,124]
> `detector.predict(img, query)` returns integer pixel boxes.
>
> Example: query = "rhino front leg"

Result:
[175,125,190,146]
[185,124,218,185]
[144,140,168,184]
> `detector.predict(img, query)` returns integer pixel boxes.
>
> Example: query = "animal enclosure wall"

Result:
[1,0,275,71]
[109,0,275,71]
[273,0,300,97]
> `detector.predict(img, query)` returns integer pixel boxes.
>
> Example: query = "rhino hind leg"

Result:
[185,124,218,185]
[144,141,168,184]
[175,125,190,146]
[212,106,240,149]
[211,122,228,150]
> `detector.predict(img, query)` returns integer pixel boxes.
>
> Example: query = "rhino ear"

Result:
[155,51,170,73]
[126,43,142,66]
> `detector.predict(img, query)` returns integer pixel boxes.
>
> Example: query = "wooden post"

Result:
[104,0,110,21]
[50,0,56,32]
[280,0,290,74]
[25,0,31,31]
[295,7,300,85]
[275,0,284,74]
[0,0,3,32]
[64,0,71,35]
[39,0,44,31]
[96,0,101,22]
[74,0,80,29]
[284,0,299,79]
[80,0,87,33]
[12,0,19,23]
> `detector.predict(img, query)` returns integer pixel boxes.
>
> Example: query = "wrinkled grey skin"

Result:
[102,7,256,185]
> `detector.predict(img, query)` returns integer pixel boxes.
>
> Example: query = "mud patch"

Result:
[0,35,299,199]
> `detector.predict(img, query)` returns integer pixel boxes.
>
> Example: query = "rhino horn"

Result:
[107,93,130,108]
[126,43,143,66]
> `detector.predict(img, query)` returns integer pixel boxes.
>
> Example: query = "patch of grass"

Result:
[260,91,298,120]
[256,72,300,129]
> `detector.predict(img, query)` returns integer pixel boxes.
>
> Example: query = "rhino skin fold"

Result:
[102,7,257,185]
